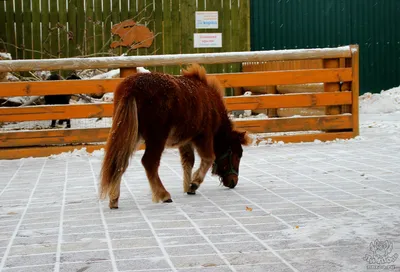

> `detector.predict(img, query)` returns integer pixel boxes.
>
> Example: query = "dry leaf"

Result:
[295,225,299,229]
[7,212,17,215]
[246,206,253,212]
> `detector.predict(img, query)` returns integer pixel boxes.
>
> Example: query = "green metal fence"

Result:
[250,0,400,94]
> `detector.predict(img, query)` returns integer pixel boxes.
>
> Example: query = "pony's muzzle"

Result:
[223,174,238,189]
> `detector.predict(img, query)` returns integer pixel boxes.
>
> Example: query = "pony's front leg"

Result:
[188,138,215,194]
[141,142,172,203]
[179,144,195,193]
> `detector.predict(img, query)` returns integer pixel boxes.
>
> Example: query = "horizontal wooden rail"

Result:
[0,128,109,147]
[0,69,352,97]
[0,131,355,160]
[217,68,352,88]
[234,115,352,133]
[0,144,106,160]
[254,131,354,144]
[0,115,352,148]
[0,104,113,122]
[0,46,352,73]
[0,92,352,122]
[224,92,352,111]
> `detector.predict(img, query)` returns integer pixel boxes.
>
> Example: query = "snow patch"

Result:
[360,85,400,114]
[0,52,12,60]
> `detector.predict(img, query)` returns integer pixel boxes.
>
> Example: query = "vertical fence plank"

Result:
[58,0,67,58]
[50,0,59,58]
[76,0,85,56]
[86,0,94,56]
[129,0,136,18]
[14,0,23,59]
[32,0,41,59]
[0,1,6,52]
[111,0,121,55]
[215,0,224,73]
[163,0,172,73]
[68,0,77,57]
[120,0,129,21]
[222,0,231,71]
[146,0,155,56]
[23,0,32,60]
[195,0,207,73]
[171,0,181,74]
[103,0,112,54]
[120,0,130,57]
[180,0,195,56]
[231,0,240,73]
[239,0,250,52]
[135,0,147,57]
[120,0,129,56]
[94,0,103,56]
[6,1,17,59]
[41,0,50,58]
[206,0,219,74]
[154,0,163,71]
[222,0,232,95]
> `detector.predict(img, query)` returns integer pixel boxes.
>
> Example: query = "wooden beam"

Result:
[351,45,360,137]
[0,144,106,160]
[0,131,354,160]
[0,46,352,73]
[234,115,353,133]
[224,92,352,111]
[216,68,352,88]
[0,128,110,147]
[0,103,113,122]
[0,92,352,122]
[255,131,354,144]
[1,69,352,97]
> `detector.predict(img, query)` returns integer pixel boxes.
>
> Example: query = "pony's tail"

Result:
[99,91,139,200]
[181,63,225,97]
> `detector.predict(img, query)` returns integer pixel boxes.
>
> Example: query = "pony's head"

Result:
[212,130,252,189]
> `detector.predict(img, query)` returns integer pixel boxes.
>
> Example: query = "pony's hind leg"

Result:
[179,144,195,193]
[109,180,122,209]
[141,141,172,203]
[188,137,215,194]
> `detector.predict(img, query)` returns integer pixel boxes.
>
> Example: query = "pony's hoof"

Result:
[109,200,119,209]
[187,183,198,195]
[163,199,173,203]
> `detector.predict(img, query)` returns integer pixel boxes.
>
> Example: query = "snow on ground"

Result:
[0,86,400,271]
[360,85,400,114]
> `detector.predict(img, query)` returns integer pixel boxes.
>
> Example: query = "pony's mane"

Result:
[181,63,225,97]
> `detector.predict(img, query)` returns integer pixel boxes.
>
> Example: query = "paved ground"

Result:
[0,113,400,272]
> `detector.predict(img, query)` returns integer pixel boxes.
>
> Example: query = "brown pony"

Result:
[100,64,251,208]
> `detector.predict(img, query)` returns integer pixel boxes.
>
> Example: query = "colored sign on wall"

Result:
[195,11,219,29]
[194,33,222,48]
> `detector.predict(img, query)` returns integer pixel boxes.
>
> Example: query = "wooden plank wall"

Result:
[0,0,250,77]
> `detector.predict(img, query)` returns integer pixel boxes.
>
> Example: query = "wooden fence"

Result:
[0,0,250,75]
[0,45,359,160]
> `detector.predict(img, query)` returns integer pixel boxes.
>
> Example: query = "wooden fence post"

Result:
[350,45,360,137]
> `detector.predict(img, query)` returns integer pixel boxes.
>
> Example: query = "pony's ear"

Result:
[236,131,252,146]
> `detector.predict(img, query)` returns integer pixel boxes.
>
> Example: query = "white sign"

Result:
[195,11,218,29]
[194,33,222,48]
